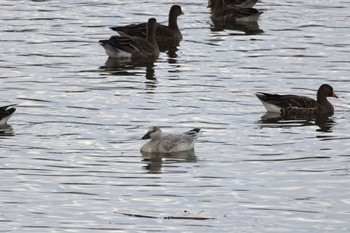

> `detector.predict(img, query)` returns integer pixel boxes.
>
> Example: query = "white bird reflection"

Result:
[141,150,197,173]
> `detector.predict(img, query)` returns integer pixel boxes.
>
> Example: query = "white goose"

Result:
[140,126,201,153]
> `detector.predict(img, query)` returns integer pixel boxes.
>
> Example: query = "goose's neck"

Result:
[317,93,329,105]
[151,132,163,141]
[168,14,179,30]
[147,26,157,46]
[317,94,334,114]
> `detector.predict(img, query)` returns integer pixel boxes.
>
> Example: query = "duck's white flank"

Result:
[259,100,281,113]
[101,43,133,59]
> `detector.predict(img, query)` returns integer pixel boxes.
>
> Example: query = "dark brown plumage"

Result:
[256,84,338,116]
[208,0,258,9]
[210,0,262,24]
[0,104,16,125]
[110,5,183,46]
[99,18,159,59]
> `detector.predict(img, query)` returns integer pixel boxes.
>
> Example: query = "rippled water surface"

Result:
[1,0,350,232]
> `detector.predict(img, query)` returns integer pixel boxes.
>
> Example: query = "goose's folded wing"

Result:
[281,105,318,116]
[100,36,137,53]
[280,95,318,109]
[257,93,318,109]
[228,0,258,8]
[103,36,153,54]
[110,23,148,38]
[160,134,183,152]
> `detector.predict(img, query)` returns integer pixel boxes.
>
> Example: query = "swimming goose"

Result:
[110,5,183,45]
[210,0,262,23]
[0,105,16,125]
[99,18,159,59]
[208,0,258,9]
[256,84,338,116]
[140,126,201,153]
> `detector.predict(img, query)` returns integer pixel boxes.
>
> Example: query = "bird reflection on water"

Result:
[141,150,197,173]
[0,125,15,136]
[100,57,157,82]
[211,21,263,35]
[258,112,336,133]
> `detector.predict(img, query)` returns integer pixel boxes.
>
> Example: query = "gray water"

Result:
[1,0,350,232]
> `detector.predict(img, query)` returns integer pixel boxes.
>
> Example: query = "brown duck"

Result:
[256,84,338,116]
[208,0,258,9]
[99,18,159,59]
[210,0,262,23]
[110,5,183,45]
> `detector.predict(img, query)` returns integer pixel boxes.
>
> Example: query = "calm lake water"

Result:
[1,0,350,232]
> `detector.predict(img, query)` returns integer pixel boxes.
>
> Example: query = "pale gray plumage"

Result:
[141,127,201,153]
[110,5,183,46]
[256,84,338,116]
[99,18,159,59]
[0,104,16,125]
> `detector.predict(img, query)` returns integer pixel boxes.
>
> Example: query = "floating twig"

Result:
[117,212,214,220]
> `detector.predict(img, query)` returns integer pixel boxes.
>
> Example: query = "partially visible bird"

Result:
[99,18,159,59]
[140,126,201,153]
[110,5,183,45]
[208,0,258,9]
[255,84,338,116]
[210,0,263,23]
[0,105,16,125]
